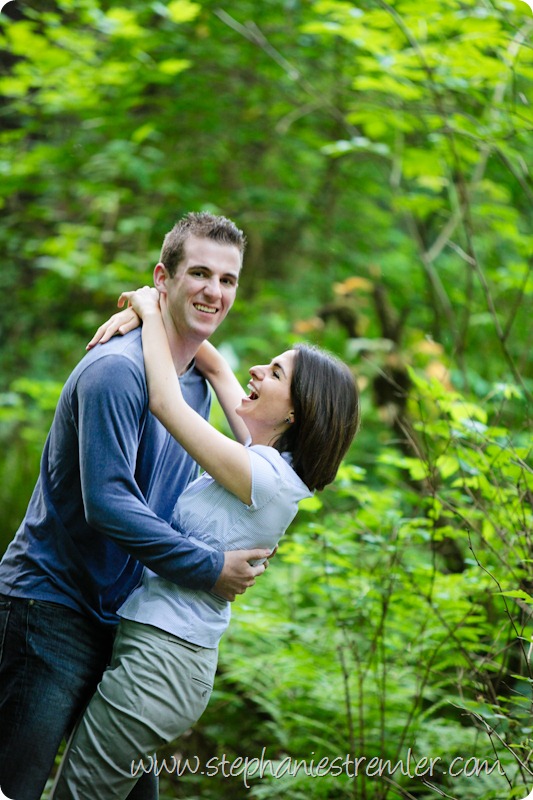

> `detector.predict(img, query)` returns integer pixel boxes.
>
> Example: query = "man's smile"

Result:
[193,303,218,314]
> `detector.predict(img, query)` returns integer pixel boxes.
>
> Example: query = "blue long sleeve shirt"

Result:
[0,330,223,627]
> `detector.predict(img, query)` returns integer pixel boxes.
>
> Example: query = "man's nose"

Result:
[203,276,222,299]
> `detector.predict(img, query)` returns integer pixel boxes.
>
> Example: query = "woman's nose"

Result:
[249,364,265,379]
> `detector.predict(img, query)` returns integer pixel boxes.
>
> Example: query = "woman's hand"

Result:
[86,286,161,350]
[118,286,161,320]
[86,306,140,350]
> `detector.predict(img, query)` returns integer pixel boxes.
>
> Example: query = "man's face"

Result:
[159,235,241,343]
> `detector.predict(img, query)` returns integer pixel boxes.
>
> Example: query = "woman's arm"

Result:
[85,291,154,350]
[85,290,249,444]
[121,288,253,505]
[194,341,249,445]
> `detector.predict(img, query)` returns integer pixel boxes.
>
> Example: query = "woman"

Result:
[51,287,360,799]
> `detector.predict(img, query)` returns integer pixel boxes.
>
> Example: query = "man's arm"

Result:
[75,355,266,599]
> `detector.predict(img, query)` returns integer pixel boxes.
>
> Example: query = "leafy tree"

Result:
[0,1,531,798]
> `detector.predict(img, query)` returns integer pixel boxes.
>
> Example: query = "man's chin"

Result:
[192,320,222,341]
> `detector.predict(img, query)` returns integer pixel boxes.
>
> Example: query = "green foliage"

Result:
[166,376,530,800]
[1,0,532,798]
[0,378,62,541]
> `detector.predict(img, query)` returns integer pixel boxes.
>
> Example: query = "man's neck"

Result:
[162,315,202,376]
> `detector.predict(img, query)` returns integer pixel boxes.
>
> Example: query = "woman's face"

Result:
[236,349,296,444]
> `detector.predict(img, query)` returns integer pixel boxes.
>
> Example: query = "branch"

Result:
[213,8,360,137]
[421,18,533,264]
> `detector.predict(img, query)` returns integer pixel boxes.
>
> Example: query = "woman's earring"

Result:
[284,416,294,424]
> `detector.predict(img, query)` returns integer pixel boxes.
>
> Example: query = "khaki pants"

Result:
[50,618,218,800]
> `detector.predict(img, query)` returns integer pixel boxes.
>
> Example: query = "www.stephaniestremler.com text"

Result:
[130,747,505,788]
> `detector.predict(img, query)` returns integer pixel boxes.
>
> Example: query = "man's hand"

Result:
[212,549,272,602]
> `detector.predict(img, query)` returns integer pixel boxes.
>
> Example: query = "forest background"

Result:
[0,0,532,798]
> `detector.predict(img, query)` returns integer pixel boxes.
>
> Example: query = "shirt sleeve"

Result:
[74,355,223,590]
[248,446,289,511]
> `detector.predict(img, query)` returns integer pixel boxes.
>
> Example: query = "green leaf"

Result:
[497,590,533,603]
[298,495,323,512]
[166,0,200,24]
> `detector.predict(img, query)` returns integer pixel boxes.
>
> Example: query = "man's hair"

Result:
[160,212,247,276]
[275,345,360,492]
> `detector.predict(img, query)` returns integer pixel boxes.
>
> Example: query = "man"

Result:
[0,212,269,800]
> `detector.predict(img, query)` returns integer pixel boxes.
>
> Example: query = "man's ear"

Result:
[153,262,167,292]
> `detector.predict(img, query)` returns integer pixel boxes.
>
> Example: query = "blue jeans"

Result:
[0,595,157,800]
